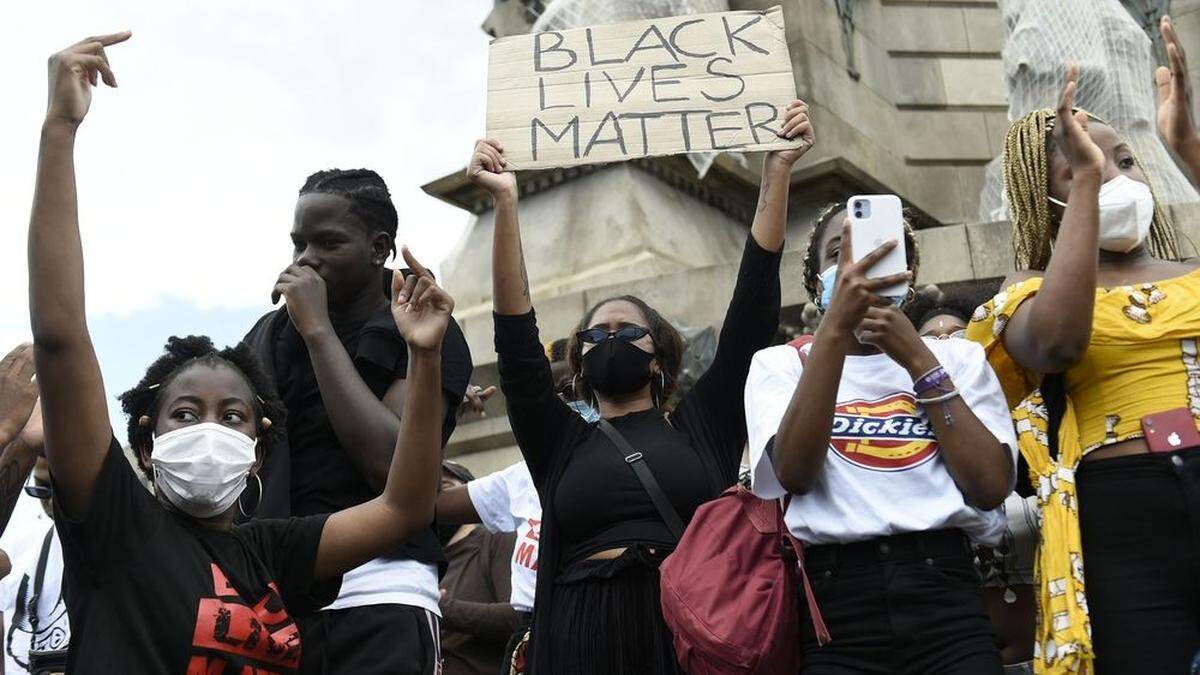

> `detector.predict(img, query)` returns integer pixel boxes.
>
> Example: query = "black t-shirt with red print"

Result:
[53,438,339,674]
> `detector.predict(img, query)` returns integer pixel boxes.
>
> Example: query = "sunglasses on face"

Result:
[24,484,51,500]
[576,325,652,345]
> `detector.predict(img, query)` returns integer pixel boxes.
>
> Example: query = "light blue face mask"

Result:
[817,265,838,310]
[815,265,904,310]
[567,399,601,423]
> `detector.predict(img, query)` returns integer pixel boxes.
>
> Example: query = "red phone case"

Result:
[1141,408,1200,453]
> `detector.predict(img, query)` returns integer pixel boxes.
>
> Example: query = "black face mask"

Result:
[581,338,655,396]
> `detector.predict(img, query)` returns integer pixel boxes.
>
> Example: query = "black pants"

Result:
[298,604,442,674]
[1078,448,1200,675]
[801,530,1002,675]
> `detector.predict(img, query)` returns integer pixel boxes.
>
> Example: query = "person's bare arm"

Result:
[29,33,130,519]
[0,404,43,536]
[436,484,481,526]
[857,307,1011,509]
[313,251,449,579]
[272,264,402,492]
[771,221,910,493]
[751,100,813,253]
[1001,64,1103,374]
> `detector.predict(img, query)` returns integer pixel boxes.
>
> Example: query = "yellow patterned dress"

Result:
[966,268,1200,675]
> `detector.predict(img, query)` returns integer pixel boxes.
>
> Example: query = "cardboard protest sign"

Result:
[486,6,800,170]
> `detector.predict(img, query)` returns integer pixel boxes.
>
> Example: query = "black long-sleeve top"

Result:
[494,234,782,673]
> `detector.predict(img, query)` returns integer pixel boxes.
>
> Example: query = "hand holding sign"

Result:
[468,138,518,200]
[766,99,815,171]
[487,7,802,170]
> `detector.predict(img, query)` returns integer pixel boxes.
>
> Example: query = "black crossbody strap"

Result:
[597,419,686,541]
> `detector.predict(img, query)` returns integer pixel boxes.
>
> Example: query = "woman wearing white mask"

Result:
[28,33,451,674]
[967,52,1200,674]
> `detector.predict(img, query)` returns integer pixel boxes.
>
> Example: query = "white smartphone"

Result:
[847,194,909,298]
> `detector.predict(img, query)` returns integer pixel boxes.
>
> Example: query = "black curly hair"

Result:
[800,202,921,305]
[118,335,286,480]
[567,295,685,409]
[300,168,399,258]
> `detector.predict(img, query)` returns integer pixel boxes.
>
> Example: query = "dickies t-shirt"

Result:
[746,338,1017,546]
[467,461,540,613]
[55,438,337,674]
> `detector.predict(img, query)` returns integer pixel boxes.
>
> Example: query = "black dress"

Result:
[494,235,781,674]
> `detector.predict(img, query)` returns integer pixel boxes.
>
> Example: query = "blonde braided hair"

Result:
[1002,108,1180,271]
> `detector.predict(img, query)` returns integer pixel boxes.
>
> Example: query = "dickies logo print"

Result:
[829,393,938,471]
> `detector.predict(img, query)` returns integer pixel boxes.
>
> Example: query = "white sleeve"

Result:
[467,469,515,533]
[947,341,1020,490]
[745,347,802,500]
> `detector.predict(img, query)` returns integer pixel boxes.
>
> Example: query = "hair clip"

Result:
[147,383,161,390]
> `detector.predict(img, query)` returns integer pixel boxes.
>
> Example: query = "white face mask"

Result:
[1048,175,1154,253]
[151,423,257,519]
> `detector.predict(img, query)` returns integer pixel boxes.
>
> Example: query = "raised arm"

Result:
[1157,16,1200,187]
[1001,64,1103,374]
[751,99,813,253]
[314,249,448,579]
[680,102,812,466]
[469,140,580,480]
[470,139,528,316]
[29,33,130,519]
[771,221,909,493]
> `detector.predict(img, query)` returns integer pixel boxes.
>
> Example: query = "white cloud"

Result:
[0,0,490,335]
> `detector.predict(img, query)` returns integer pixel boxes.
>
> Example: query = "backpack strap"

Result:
[597,419,686,541]
[778,497,830,646]
[787,334,814,366]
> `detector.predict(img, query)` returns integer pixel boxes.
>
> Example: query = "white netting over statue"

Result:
[978,0,1199,223]
[531,0,738,177]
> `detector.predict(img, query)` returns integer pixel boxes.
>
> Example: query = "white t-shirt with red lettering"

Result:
[467,461,540,613]
[746,338,1017,546]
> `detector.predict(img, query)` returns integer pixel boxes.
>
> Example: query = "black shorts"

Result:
[801,529,1002,675]
[298,604,442,674]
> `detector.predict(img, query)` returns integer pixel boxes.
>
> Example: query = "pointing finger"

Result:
[401,246,431,278]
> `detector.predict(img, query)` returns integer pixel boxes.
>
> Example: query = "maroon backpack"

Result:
[659,336,829,674]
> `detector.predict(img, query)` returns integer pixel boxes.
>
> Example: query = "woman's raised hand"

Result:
[391,247,455,353]
[822,218,912,337]
[1053,62,1104,177]
[766,99,816,169]
[46,31,131,127]
[1157,16,1199,155]
[467,139,518,200]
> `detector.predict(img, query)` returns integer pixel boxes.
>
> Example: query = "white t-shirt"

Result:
[1,523,68,674]
[325,558,440,615]
[746,338,1017,546]
[467,461,540,613]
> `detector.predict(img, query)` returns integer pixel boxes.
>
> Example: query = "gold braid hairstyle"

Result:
[801,202,922,305]
[1002,108,1180,271]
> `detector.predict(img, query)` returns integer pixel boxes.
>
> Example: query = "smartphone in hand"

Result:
[847,195,909,299]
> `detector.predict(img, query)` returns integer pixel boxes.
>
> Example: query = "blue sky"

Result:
[0,1,494,438]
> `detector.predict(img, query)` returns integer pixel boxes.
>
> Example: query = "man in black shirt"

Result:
[245,169,472,674]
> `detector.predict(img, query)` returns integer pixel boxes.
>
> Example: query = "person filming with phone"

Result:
[745,200,1017,673]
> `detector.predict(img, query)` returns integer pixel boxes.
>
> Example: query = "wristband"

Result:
[916,388,961,426]
[914,365,953,397]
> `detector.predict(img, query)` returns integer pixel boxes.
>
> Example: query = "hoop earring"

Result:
[239,473,263,519]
